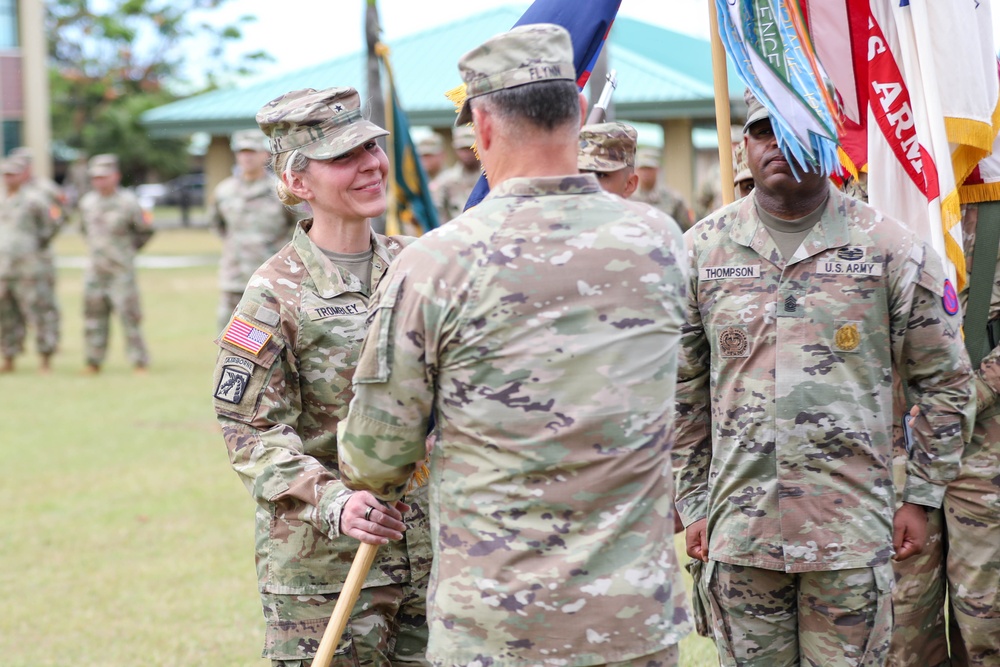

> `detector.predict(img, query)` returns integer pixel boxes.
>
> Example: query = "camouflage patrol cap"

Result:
[230,129,269,153]
[88,154,119,177]
[577,122,637,172]
[743,88,770,132]
[417,133,444,155]
[0,155,27,174]
[452,125,476,150]
[635,147,661,169]
[455,23,575,126]
[256,87,388,160]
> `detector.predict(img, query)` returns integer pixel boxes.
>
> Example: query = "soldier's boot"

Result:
[134,364,148,376]
[39,354,52,374]
[83,363,100,375]
[1,357,13,373]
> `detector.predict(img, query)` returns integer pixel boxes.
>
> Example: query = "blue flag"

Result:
[463,0,622,211]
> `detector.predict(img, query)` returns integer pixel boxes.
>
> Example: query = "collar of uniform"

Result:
[729,183,849,253]
[483,174,602,201]
[292,220,383,299]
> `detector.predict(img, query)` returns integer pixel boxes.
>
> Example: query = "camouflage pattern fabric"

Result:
[577,121,637,172]
[0,186,59,358]
[886,505,949,667]
[707,561,893,666]
[429,163,480,224]
[886,202,1000,667]
[338,173,693,667]
[212,221,431,663]
[674,186,972,574]
[632,184,693,231]
[78,187,153,368]
[263,580,427,666]
[210,173,295,329]
[256,87,388,160]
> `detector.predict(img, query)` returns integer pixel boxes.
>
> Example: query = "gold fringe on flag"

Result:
[949,96,1000,191]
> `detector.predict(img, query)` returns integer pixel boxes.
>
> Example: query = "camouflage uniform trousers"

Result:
[946,400,1000,666]
[217,290,243,334]
[36,248,60,355]
[0,270,56,358]
[83,269,149,368]
[266,572,429,667]
[706,561,893,666]
[886,508,949,667]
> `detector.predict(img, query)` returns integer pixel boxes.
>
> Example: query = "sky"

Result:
[195,0,713,84]
[189,0,1000,94]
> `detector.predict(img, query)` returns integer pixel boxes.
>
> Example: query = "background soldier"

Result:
[210,129,296,331]
[417,132,445,181]
[577,120,640,198]
[632,146,694,230]
[78,154,153,374]
[9,148,63,366]
[340,23,692,667]
[675,92,974,667]
[429,123,480,223]
[0,156,59,372]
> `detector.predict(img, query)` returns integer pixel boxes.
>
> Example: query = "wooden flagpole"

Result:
[312,542,380,667]
[709,0,736,206]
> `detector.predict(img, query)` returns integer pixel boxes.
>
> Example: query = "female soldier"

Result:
[212,87,430,667]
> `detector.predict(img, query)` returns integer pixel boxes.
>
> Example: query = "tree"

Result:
[45,0,271,186]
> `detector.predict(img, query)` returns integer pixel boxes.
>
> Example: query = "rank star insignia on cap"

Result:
[223,316,271,355]
[256,86,389,160]
[454,23,576,126]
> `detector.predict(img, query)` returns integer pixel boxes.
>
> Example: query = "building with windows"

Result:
[0,0,52,177]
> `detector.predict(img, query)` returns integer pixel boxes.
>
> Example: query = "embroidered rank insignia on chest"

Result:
[718,325,750,357]
[222,316,271,355]
[214,356,254,404]
[834,323,861,352]
[942,279,959,316]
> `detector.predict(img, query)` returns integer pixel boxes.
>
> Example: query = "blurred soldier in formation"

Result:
[430,124,480,223]
[78,154,154,374]
[340,23,691,667]
[417,133,445,181]
[10,147,64,364]
[210,129,296,331]
[632,146,694,230]
[0,155,60,372]
[732,140,754,200]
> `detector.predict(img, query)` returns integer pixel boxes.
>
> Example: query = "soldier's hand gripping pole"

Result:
[312,542,380,667]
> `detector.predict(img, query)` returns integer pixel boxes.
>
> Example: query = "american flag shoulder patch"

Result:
[223,316,272,355]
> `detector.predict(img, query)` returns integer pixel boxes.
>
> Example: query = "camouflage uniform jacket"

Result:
[632,184,693,231]
[212,220,430,596]
[0,187,57,278]
[210,174,295,293]
[674,185,973,573]
[78,188,153,275]
[962,203,1000,409]
[430,162,480,224]
[339,174,693,666]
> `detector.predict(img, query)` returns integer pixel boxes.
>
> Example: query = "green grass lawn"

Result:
[1,227,719,666]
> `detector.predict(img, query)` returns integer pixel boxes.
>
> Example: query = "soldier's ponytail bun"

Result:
[272,150,310,207]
